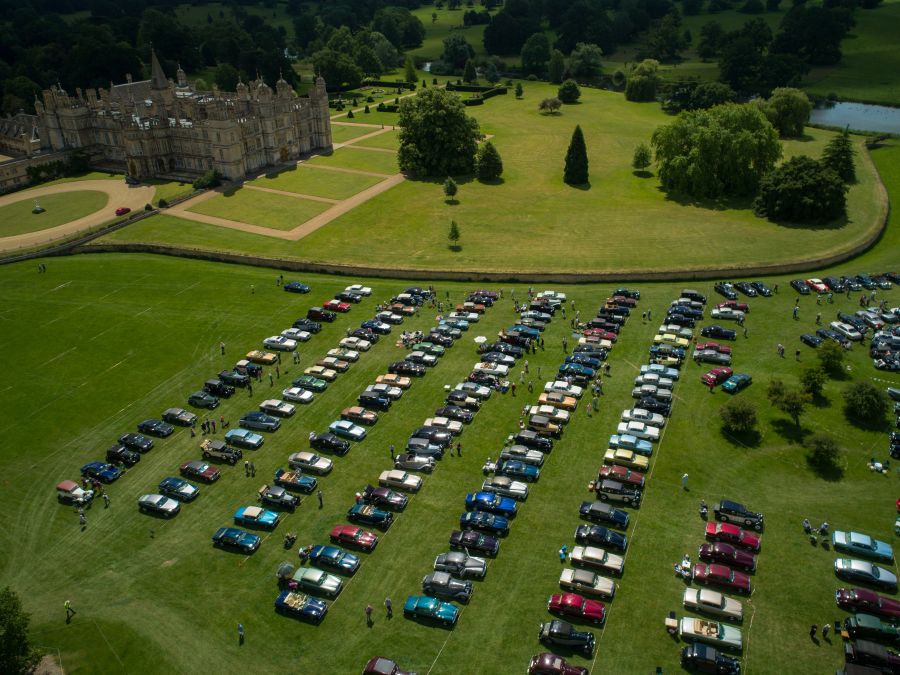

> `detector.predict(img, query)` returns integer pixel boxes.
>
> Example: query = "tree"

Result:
[843,381,889,425]
[484,62,501,84]
[625,59,661,102]
[371,7,426,49]
[771,5,854,67]
[754,156,848,224]
[515,82,524,98]
[818,340,845,375]
[569,43,603,78]
[767,377,786,405]
[463,59,478,83]
[398,88,480,177]
[697,21,725,60]
[355,45,384,77]
[775,387,812,427]
[759,87,811,137]
[442,34,475,70]
[632,143,652,172]
[448,220,460,247]
[641,12,688,62]
[443,176,458,199]
[555,0,616,54]
[689,82,735,109]
[312,49,363,90]
[475,141,504,181]
[800,366,827,397]
[403,55,417,83]
[548,50,567,84]
[683,0,705,16]
[720,398,758,434]
[0,587,40,674]
[558,79,581,104]
[520,32,551,75]
[214,63,240,91]
[538,97,562,114]
[564,125,589,185]
[822,128,856,182]
[806,433,843,474]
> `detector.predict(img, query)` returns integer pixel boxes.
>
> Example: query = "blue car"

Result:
[579,501,630,529]
[347,502,394,529]
[273,468,317,493]
[608,434,653,456]
[275,590,327,623]
[721,373,752,393]
[403,595,459,626]
[460,510,510,535]
[465,492,518,518]
[158,476,200,501]
[238,412,281,432]
[566,354,603,368]
[832,531,894,563]
[496,459,540,482]
[80,461,123,484]
[283,281,310,294]
[509,324,540,338]
[558,363,595,380]
[308,545,360,575]
[225,428,265,449]
[444,318,470,330]
[234,505,280,530]
[212,527,261,552]
[574,524,628,552]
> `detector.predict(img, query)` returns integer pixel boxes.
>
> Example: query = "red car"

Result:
[609,296,637,308]
[528,652,589,675]
[701,367,733,387]
[330,525,378,552]
[115,207,131,216]
[836,587,900,621]
[699,542,757,572]
[598,464,645,488]
[692,562,751,594]
[806,278,828,293]
[695,342,732,355]
[179,460,220,483]
[715,300,750,313]
[323,299,351,313]
[705,522,761,552]
[547,592,606,625]
[583,328,617,342]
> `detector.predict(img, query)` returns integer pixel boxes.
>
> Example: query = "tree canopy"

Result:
[521,33,552,75]
[0,587,40,674]
[564,125,589,185]
[754,155,847,224]
[568,43,604,77]
[822,128,856,183]
[475,141,504,181]
[758,87,811,138]
[441,34,475,70]
[398,88,480,177]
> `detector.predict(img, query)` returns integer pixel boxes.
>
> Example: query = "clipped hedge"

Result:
[363,79,416,91]
[376,102,400,113]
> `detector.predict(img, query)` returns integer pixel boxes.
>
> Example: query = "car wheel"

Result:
[599,494,608,501]
[716,513,725,522]
[140,505,147,513]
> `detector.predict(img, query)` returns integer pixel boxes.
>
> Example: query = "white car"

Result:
[281,387,314,404]
[288,451,333,474]
[376,311,403,324]
[578,337,613,349]
[280,328,311,342]
[449,311,479,322]
[569,546,625,576]
[423,416,463,435]
[640,364,680,380]
[481,475,529,500]
[528,405,570,424]
[537,290,567,303]
[544,381,584,398]
[634,373,674,389]
[327,347,359,362]
[830,321,863,341]
[260,399,296,417]
[473,362,509,377]
[329,420,367,441]
[499,445,545,467]
[379,469,422,492]
[365,383,403,400]
[304,366,337,381]
[409,351,438,367]
[368,320,392,333]
[621,408,665,427]
[710,307,745,322]
[340,337,371,351]
[263,335,297,351]
[683,588,743,623]
[346,284,372,296]
[658,324,693,340]
[318,356,350,372]
[559,568,616,599]
[616,421,660,441]
[481,352,516,366]
[671,298,704,311]
[454,382,492,399]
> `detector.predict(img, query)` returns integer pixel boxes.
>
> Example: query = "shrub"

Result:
[515,82,523,98]
[143,203,152,211]
[740,0,764,12]
[347,109,355,118]
[158,198,169,208]
[759,87,811,138]
[632,143,652,172]
[367,96,375,102]
[364,104,370,113]
[843,381,889,425]
[754,156,848,224]
[443,176,458,199]
[558,79,581,104]
[625,60,660,102]
[475,140,503,181]
[612,70,626,87]
[720,398,758,433]
[806,433,843,474]
[818,340,845,375]
[193,169,223,190]
[527,74,538,81]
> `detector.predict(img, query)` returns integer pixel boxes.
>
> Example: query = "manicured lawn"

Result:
[249,166,383,201]
[41,171,123,186]
[306,146,399,175]
[330,124,383,144]
[352,130,400,151]
[409,6,493,61]
[0,190,108,237]
[146,179,196,207]
[187,188,331,230]
[2,247,897,674]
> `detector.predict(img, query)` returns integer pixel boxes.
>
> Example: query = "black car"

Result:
[311,432,350,455]
[348,327,379,343]
[714,282,737,300]
[800,333,823,348]
[188,391,219,409]
[579,501,629,529]
[680,644,741,675]
[665,313,696,328]
[514,429,553,452]
[574,524,627,551]
[856,273,877,290]
[446,390,481,410]
[334,291,363,303]
[119,432,153,453]
[600,304,630,317]
[434,405,474,423]
[614,287,640,300]
[713,499,764,531]
[481,352,514,365]
[388,361,425,377]
[700,325,737,341]
[449,529,500,556]
[137,419,175,437]
[362,484,409,511]
[307,307,336,322]
[838,312,868,332]
[283,281,310,294]
[468,371,500,387]
[817,328,850,348]
[358,391,391,411]
[637,396,672,417]
[733,282,757,297]
[106,444,141,467]
[539,620,595,656]
[412,427,452,448]
[585,319,620,333]
[595,310,626,324]
[204,379,235,398]
[428,332,454,347]
[258,484,299,511]
[574,346,608,360]
[790,279,811,294]
[595,479,641,507]
[218,370,250,388]
[823,276,844,292]
[750,281,773,297]
[422,572,473,603]
[478,342,524,358]
[293,318,322,333]
[670,305,704,319]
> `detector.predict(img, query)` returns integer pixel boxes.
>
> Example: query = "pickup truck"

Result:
[201,439,242,465]
[258,484,299,511]
[273,468,318,493]
[274,591,327,623]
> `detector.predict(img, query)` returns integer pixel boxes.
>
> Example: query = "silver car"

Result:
[138,493,180,517]
[499,445,545,467]
[481,475,529,501]
[394,453,436,474]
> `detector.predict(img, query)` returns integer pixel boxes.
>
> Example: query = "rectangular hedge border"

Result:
[363,80,416,91]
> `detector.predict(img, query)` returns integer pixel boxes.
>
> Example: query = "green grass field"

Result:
[2,240,898,673]
[330,124,383,144]
[352,130,400,151]
[187,188,331,231]
[409,6,492,62]
[306,146,399,175]
[146,180,196,207]
[0,190,108,237]
[249,167,383,201]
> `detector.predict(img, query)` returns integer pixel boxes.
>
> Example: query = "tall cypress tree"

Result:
[821,127,855,183]
[564,125,589,185]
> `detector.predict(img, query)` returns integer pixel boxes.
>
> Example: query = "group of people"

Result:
[398,330,425,347]
[802,518,830,543]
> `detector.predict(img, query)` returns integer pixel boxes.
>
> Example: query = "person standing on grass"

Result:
[385,597,393,618]
[365,604,373,626]
[317,490,323,508]
[65,600,75,621]
[238,623,244,644]
[810,624,817,639]
[681,473,689,490]
[562,336,568,352]
[103,493,110,508]
[220,341,225,355]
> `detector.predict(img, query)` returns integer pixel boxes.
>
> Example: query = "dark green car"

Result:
[293,375,328,392]
[188,391,219,409]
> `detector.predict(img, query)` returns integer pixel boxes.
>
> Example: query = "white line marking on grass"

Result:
[49,281,72,292]
[134,306,152,317]
[92,619,125,667]
[45,347,76,365]
[88,326,115,342]
[174,281,201,297]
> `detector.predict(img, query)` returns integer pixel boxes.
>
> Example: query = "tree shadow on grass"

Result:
[632,170,653,179]
[566,182,591,191]
[657,186,751,212]
[444,198,459,205]
[810,392,832,408]
[221,185,243,198]
[825,368,852,382]
[845,413,891,433]
[806,455,845,482]
[448,244,462,253]
[770,418,812,445]
[477,177,506,186]
[764,212,849,232]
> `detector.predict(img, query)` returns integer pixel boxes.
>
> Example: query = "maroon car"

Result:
[699,542,757,572]
[363,657,415,675]
[836,587,900,621]
[547,592,606,625]
[705,522,761,552]
[528,652,588,675]
[330,525,378,552]
[716,300,750,312]
[701,367,733,387]
[598,464,645,489]
[180,460,220,483]
[692,562,752,594]
[362,485,408,511]
[695,342,732,355]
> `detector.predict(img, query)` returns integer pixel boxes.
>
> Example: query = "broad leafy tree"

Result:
[720,399,758,434]
[558,79,581,103]
[443,176,458,199]
[818,340,845,375]
[398,88,480,177]
[568,42,604,78]
[403,55,417,83]
[548,50,567,84]
[697,21,725,60]
[632,142,652,171]
[641,12,688,62]
[312,48,363,89]
[625,59,661,102]
[538,97,562,113]
[475,141,504,181]
[754,156,847,223]
[555,0,616,54]
[759,87,811,137]
[441,34,475,70]
[520,33,551,75]
[0,587,40,674]
[822,128,856,182]
[564,125,589,185]
[843,381,889,425]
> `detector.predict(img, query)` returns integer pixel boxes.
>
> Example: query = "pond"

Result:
[809,101,900,135]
